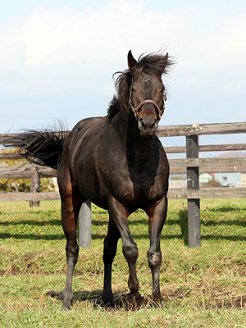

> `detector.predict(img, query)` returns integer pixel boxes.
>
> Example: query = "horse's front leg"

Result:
[108,197,140,299]
[146,194,168,302]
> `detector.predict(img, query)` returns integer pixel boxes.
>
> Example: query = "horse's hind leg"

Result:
[102,216,120,306]
[59,175,84,310]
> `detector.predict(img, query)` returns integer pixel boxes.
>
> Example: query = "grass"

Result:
[0,199,245,327]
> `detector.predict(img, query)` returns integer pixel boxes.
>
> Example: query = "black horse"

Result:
[5,51,173,309]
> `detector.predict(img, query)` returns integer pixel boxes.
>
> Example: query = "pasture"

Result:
[0,199,245,327]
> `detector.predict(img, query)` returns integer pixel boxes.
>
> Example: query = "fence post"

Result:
[186,134,201,247]
[78,200,91,247]
[29,166,40,207]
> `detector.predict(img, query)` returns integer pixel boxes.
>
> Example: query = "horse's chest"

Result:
[117,174,166,207]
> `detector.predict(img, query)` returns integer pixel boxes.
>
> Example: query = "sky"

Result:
[0,0,245,146]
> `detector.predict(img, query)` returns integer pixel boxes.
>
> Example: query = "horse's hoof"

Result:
[152,295,163,307]
[127,291,143,300]
[102,292,114,307]
[62,303,72,311]
[104,300,115,308]
[62,297,73,310]
[123,291,144,309]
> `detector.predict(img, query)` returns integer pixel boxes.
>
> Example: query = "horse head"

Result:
[127,50,171,137]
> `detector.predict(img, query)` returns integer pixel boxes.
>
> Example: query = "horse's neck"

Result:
[126,113,151,172]
[111,108,152,170]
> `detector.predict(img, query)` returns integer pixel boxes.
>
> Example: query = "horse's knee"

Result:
[66,243,79,263]
[147,250,162,269]
[123,242,138,263]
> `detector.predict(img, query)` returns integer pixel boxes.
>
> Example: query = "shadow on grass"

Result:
[0,232,65,240]
[1,207,245,241]
[178,209,246,245]
[46,289,162,311]
[201,219,246,227]
[0,232,183,241]
[46,289,246,310]
[2,231,244,242]
[92,219,108,226]
[0,219,61,227]
[209,206,246,213]
[178,210,189,246]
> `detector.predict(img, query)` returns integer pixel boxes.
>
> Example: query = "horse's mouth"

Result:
[138,123,158,138]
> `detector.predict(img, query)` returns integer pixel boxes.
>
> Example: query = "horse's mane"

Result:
[107,52,173,121]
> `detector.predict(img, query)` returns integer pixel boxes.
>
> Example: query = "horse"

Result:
[4,50,173,309]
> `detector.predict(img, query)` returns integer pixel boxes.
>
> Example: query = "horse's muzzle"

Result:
[137,104,159,137]
[130,99,163,137]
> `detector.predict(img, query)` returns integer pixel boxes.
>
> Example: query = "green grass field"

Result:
[0,199,245,327]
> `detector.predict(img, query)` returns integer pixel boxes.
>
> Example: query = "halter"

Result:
[128,78,165,121]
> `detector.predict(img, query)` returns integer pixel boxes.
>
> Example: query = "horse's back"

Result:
[60,116,120,208]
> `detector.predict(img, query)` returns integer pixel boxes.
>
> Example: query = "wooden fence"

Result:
[0,121,246,247]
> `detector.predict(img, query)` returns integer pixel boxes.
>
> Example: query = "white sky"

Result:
[0,0,245,146]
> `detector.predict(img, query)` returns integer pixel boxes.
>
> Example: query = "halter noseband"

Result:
[128,79,165,121]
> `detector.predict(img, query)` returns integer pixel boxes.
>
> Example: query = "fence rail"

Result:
[1,156,246,180]
[157,122,246,137]
[1,121,246,247]
[1,187,246,202]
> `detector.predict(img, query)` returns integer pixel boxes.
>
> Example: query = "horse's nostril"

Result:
[139,117,158,130]
[140,118,146,128]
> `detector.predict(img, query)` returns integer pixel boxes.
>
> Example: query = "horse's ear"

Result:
[128,50,139,71]
[162,52,173,74]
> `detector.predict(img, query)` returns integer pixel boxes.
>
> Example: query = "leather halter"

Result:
[128,79,165,121]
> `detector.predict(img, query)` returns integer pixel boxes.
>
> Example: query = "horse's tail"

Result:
[3,127,67,170]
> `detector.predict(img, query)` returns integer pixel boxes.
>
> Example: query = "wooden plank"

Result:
[1,162,245,176]
[168,187,246,199]
[1,188,245,202]
[170,165,246,174]
[165,143,246,154]
[1,122,246,143]
[186,135,200,247]
[78,201,91,247]
[169,158,246,174]
[0,153,22,159]
[0,130,69,142]
[158,122,246,137]
[187,187,246,198]
[1,143,245,158]
[168,189,187,199]
[200,144,246,152]
[0,165,56,179]
[1,158,245,179]
[169,157,246,168]
[29,168,41,207]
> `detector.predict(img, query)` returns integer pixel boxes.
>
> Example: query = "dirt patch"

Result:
[162,286,191,301]
[212,295,246,309]
[0,267,22,276]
